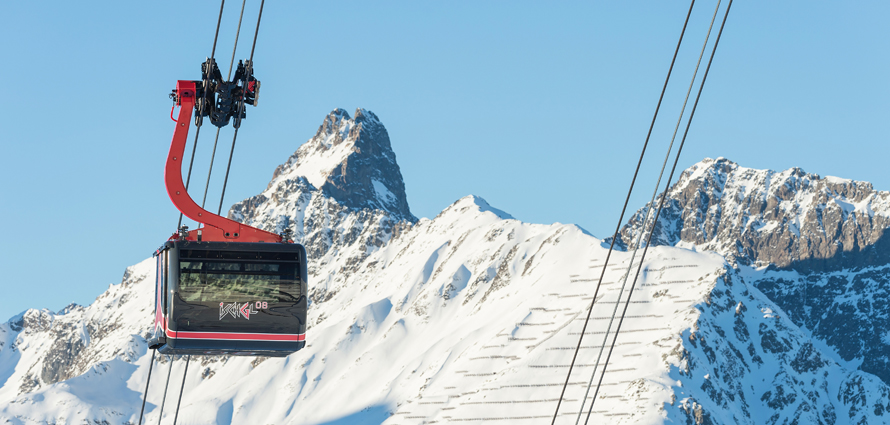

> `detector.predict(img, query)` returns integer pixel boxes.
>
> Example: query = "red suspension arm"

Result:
[166,80,281,243]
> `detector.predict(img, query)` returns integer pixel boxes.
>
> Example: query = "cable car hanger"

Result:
[166,2,281,244]
[167,77,283,243]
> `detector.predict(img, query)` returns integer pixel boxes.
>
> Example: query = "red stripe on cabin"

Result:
[166,330,305,342]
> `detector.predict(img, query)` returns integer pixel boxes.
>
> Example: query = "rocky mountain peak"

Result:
[616,157,890,272]
[266,108,414,221]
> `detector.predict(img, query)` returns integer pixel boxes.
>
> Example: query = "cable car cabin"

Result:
[148,240,307,357]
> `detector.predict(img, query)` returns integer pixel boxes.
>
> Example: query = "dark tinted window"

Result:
[180,250,301,262]
[178,252,301,303]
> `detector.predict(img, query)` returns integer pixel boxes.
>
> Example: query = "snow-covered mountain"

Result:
[1,112,888,424]
[616,157,890,390]
[614,157,890,272]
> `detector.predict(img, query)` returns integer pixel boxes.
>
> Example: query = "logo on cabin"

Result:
[219,302,267,320]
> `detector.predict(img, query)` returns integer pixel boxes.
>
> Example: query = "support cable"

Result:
[171,355,191,425]
[583,2,733,422]
[210,1,226,60]
[247,0,265,61]
[178,0,227,227]
[218,0,265,215]
[137,350,156,425]
[226,0,248,81]
[217,128,239,215]
[574,1,722,422]
[549,1,696,422]
[156,357,175,425]
[201,132,222,210]
[200,0,248,210]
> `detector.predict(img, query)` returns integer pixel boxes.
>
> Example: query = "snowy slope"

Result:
[1,112,888,424]
[744,264,890,387]
[665,265,890,424]
[616,156,890,398]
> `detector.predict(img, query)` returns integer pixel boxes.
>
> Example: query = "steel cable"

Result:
[210,0,226,59]
[550,1,696,422]
[583,2,733,422]
[200,129,222,209]
[200,0,247,210]
[218,127,240,215]
[218,0,265,216]
[247,0,265,62]
[156,357,175,425]
[171,355,191,425]
[574,1,722,422]
[137,350,156,425]
[178,0,226,228]
[226,0,248,81]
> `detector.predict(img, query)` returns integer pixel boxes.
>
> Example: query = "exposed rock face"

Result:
[230,176,408,279]
[251,108,415,222]
[750,265,890,386]
[669,267,890,425]
[228,109,416,279]
[615,157,890,272]
[0,269,149,401]
[616,157,890,390]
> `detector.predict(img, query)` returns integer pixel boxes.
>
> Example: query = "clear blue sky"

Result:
[1,1,887,321]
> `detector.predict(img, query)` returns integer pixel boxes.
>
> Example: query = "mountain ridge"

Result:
[615,156,890,273]
[1,112,888,424]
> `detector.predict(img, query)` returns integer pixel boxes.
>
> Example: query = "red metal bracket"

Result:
[165,80,282,243]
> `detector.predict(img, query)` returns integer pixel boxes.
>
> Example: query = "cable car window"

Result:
[178,259,300,303]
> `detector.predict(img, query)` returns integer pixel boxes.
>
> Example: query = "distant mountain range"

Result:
[1,109,887,424]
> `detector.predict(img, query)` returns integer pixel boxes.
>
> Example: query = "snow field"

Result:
[4,147,890,424]
[0,196,727,425]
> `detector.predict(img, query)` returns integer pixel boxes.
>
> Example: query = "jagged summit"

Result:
[264,108,414,221]
[616,157,890,271]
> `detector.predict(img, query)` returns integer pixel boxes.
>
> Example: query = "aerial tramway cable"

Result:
[218,0,265,215]
[156,358,175,425]
[178,0,227,230]
[137,350,156,425]
[549,1,697,423]
[200,0,248,210]
[172,355,190,425]
[574,1,724,422]
[583,2,733,422]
